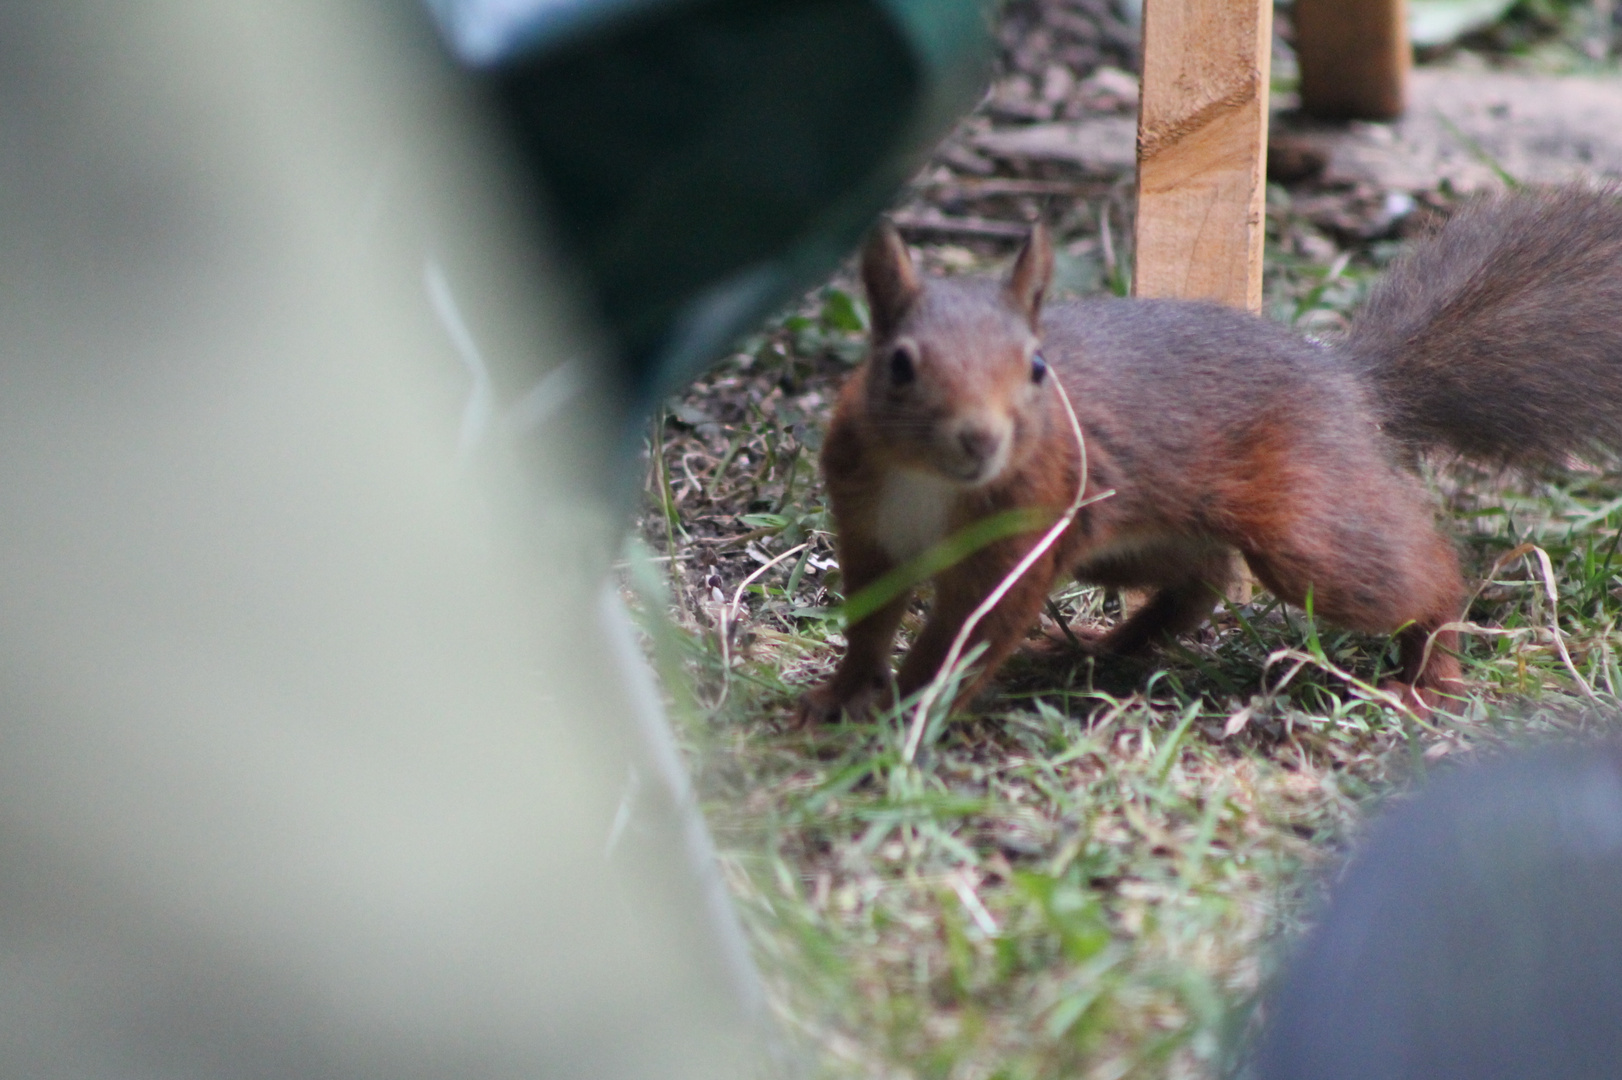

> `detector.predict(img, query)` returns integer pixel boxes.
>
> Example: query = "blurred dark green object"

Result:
[425,0,992,420]
[1258,741,1622,1079]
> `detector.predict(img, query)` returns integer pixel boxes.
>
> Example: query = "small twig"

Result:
[1416,542,1600,703]
[949,870,1000,936]
[1044,596,1084,650]
[709,542,810,713]
[1260,648,1434,729]
[676,451,709,504]
[903,373,1114,763]
[686,526,785,549]
[1530,544,1600,701]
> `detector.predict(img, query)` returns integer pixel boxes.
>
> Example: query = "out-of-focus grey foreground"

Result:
[0,5,760,1076]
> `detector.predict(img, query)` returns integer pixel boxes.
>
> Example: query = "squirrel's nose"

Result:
[958,425,1001,464]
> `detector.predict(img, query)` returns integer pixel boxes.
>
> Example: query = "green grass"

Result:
[625,182,1622,1079]
[617,6,1622,1072]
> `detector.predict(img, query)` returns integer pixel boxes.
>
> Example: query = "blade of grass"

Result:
[839,506,1057,628]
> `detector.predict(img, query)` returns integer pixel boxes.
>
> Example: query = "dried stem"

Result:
[903,374,1112,762]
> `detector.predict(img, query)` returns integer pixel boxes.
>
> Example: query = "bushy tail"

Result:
[1345,185,1622,469]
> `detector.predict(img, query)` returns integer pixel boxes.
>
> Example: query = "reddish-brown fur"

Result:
[801,187,1622,721]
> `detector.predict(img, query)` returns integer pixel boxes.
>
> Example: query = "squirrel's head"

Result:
[858,221,1055,487]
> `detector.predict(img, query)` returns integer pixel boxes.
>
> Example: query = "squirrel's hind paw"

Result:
[794,679,889,725]
[1378,677,1467,720]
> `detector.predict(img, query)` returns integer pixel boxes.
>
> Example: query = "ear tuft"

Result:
[861,222,921,340]
[1004,223,1054,330]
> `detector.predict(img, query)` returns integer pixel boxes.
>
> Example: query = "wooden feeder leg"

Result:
[1133,0,1273,311]
[1132,0,1273,604]
[1293,0,1409,121]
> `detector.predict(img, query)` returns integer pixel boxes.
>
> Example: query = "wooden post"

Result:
[1293,0,1409,121]
[1132,0,1273,605]
[1133,0,1273,312]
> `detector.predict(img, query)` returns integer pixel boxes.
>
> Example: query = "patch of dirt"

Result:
[1276,68,1622,194]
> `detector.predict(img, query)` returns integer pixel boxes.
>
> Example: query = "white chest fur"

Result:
[874,468,961,565]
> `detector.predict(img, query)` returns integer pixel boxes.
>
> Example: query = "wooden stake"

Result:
[1293,0,1409,121]
[1133,0,1273,312]
[1132,0,1273,605]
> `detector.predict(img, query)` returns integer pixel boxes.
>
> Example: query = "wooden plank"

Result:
[1132,0,1273,606]
[1132,0,1273,312]
[1293,0,1409,121]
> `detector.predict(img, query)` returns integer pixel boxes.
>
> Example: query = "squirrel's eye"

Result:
[889,347,915,386]
[1031,352,1048,384]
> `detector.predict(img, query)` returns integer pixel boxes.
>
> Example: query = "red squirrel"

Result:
[800,186,1622,720]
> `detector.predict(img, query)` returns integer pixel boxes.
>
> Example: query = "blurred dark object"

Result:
[1266,134,1328,186]
[427,0,992,425]
[1292,0,1409,120]
[1258,742,1622,1080]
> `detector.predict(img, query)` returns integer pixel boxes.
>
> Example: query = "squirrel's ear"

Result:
[861,222,920,339]
[1004,223,1054,330]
